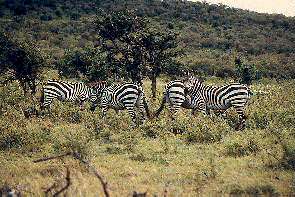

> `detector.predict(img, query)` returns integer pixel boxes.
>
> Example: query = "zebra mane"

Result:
[47,79,80,85]
[87,81,108,89]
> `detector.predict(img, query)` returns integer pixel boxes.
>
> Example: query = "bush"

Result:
[57,48,108,81]
[251,111,269,129]
[0,32,45,94]
[225,138,259,157]
[227,184,279,196]
[40,14,53,21]
[281,141,295,170]
[235,58,257,85]
[185,127,222,144]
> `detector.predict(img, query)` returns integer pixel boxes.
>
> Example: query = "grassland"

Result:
[0,75,295,196]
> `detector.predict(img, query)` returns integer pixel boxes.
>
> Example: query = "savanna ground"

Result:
[1,72,295,196]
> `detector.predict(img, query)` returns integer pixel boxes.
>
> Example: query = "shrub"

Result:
[57,48,108,81]
[225,139,259,157]
[40,14,53,21]
[227,184,279,196]
[281,141,295,170]
[234,57,257,85]
[251,111,269,129]
[185,125,223,144]
[0,32,45,95]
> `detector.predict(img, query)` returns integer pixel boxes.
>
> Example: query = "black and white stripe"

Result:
[40,80,106,110]
[184,76,251,130]
[153,80,192,119]
[90,82,150,125]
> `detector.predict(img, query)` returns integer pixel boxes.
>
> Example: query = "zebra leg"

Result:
[125,106,137,126]
[167,104,180,120]
[101,106,109,121]
[79,100,85,111]
[213,109,227,118]
[137,99,146,124]
[234,106,246,130]
[40,98,54,114]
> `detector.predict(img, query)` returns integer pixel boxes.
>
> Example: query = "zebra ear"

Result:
[185,70,190,77]
[199,76,206,83]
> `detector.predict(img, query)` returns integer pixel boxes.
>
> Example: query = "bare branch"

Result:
[72,152,110,197]
[164,188,168,197]
[44,182,57,197]
[34,152,111,197]
[33,152,72,163]
[53,167,71,197]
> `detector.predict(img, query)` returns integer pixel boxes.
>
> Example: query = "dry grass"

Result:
[0,76,295,196]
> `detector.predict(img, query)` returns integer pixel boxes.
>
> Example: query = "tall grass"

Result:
[0,77,294,196]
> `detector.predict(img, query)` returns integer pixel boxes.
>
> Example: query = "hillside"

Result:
[1,1,295,196]
[1,0,295,78]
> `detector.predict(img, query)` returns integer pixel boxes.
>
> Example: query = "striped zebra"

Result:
[40,80,107,110]
[184,76,251,130]
[90,82,150,126]
[153,80,193,119]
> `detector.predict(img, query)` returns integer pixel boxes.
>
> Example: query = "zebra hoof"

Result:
[235,124,245,131]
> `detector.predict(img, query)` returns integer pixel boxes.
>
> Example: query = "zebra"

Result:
[183,76,251,130]
[153,80,193,119]
[90,82,150,126]
[40,80,107,111]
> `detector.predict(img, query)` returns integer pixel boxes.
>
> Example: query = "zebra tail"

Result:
[143,97,151,119]
[138,86,151,119]
[152,94,166,119]
[246,86,254,97]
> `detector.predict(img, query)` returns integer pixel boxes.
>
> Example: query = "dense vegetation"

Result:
[1,0,295,195]
[1,77,295,195]
[1,0,295,79]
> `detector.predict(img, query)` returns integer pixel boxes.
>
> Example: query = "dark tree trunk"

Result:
[151,73,157,99]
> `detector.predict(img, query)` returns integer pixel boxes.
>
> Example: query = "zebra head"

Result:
[89,88,99,103]
[88,81,108,111]
[183,76,203,94]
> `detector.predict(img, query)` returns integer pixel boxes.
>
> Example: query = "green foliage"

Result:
[225,138,260,157]
[0,78,294,195]
[1,0,295,79]
[57,48,108,81]
[96,9,180,84]
[227,184,279,196]
[0,32,45,94]
[281,141,295,170]
[96,10,147,82]
[234,56,259,84]
[184,125,223,144]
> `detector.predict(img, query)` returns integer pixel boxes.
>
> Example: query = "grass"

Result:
[0,76,295,196]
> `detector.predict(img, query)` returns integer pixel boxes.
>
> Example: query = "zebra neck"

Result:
[190,83,205,95]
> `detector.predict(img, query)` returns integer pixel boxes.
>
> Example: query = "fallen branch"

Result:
[44,182,57,197]
[44,167,71,197]
[73,152,110,197]
[53,167,71,197]
[34,151,111,197]
[33,152,72,163]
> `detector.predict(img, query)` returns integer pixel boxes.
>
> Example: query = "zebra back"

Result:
[102,82,150,116]
[41,80,96,108]
[184,76,251,110]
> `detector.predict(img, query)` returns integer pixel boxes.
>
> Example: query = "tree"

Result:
[57,47,108,82]
[96,9,180,97]
[96,10,147,83]
[234,56,256,85]
[0,32,45,95]
[142,28,180,98]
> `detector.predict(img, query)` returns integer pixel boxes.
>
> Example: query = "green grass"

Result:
[0,77,295,196]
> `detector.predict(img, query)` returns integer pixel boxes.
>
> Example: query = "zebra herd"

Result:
[39,76,252,130]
